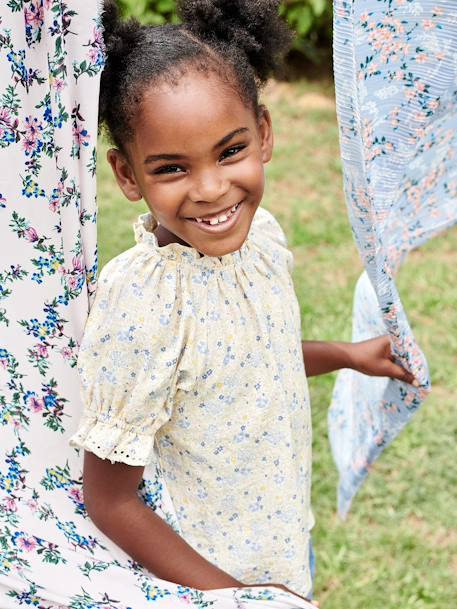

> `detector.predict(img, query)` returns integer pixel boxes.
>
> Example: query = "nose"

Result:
[188,168,230,204]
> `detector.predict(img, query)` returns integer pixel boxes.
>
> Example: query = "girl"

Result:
[71,0,415,603]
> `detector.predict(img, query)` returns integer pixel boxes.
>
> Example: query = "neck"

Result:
[154,224,190,248]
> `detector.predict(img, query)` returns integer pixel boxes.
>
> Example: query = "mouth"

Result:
[186,202,243,233]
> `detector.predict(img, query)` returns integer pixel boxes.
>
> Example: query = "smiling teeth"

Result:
[195,203,240,225]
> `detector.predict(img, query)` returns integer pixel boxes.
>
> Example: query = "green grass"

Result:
[97,79,457,608]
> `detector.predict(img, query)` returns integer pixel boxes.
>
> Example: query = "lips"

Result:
[188,202,242,225]
[187,201,243,233]
[189,202,240,222]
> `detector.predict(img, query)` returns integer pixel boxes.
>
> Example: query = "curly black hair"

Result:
[100,0,292,152]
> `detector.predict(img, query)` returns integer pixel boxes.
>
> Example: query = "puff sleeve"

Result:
[70,249,182,466]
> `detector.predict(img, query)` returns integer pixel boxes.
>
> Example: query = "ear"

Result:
[107,148,143,202]
[257,106,274,164]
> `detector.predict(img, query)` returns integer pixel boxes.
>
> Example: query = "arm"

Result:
[83,451,241,590]
[84,453,314,600]
[302,335,417,385]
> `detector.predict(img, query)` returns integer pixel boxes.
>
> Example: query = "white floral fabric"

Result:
[72,208,313,599]
[0,3,314,608]
[330,0,457,516]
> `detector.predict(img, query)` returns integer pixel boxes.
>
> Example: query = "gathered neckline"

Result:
[134,212,252,268]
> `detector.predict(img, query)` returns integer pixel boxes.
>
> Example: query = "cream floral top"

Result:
[71,207,313,597]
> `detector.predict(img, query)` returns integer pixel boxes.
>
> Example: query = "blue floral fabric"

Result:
[0,2,315,608]
[330,0,457,516]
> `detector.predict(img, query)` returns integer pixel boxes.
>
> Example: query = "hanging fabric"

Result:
[0,2,314,607]
[330,0,457,517]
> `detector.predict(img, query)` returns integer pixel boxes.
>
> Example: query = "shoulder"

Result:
[80,244,183,371]
[250,206,289,249]
[89,244,179,330]
[97,244,157,290]
[249,207,293,273]
[96,244,173,300]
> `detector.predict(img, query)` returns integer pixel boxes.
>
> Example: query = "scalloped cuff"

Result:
[70,416,156,466]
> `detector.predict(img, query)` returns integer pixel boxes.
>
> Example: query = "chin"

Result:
[199,244,240,258]
[199,233,248,258]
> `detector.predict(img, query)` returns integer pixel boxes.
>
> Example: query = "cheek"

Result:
[143,181,186,216]
[233,158,265,196]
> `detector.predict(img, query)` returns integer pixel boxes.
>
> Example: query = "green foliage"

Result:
[280,0,330,38]
[118,0,332,58]
[117,0,177,25]
[281,0,332,63]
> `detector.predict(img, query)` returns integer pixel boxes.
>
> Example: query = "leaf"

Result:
[293,6,313,37]
[7,0,23,12]
[156,0,175,11]
[309,0,328,16]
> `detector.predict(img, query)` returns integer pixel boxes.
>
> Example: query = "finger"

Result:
[387,362,418,386]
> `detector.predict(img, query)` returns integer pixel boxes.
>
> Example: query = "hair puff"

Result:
[178,0,292,83]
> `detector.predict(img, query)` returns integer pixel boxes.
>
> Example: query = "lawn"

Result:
[97,79,457,609]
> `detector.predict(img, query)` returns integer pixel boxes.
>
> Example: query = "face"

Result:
[108,70,273,257]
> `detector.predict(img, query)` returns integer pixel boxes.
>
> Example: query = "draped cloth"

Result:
[0,2,314,608]
[330,0,457,517]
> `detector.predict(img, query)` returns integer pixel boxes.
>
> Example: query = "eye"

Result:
[153,165,185,175]
[219,144,246,162]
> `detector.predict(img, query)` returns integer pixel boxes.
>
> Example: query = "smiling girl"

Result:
[70,0,415,603]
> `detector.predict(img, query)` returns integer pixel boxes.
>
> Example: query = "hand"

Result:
[347,336,418,386]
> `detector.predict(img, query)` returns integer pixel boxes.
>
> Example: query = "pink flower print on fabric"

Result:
[0,3,316,607]
[330,0,457,517]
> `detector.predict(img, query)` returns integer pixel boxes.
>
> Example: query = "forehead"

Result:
[132,72,257,152]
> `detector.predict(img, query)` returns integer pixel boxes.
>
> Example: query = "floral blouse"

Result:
[71,208,313,598]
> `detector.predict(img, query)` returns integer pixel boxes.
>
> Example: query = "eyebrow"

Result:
[215,127,249,149]
[144,128,249,165]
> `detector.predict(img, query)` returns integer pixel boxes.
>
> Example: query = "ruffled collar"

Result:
[134,213,251,268]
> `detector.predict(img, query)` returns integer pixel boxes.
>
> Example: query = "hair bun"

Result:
[102,1,142,61]
[178,0,292,82]
[100,0,143,127]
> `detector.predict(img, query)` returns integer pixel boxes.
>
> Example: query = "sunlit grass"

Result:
[97,78,457,609]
